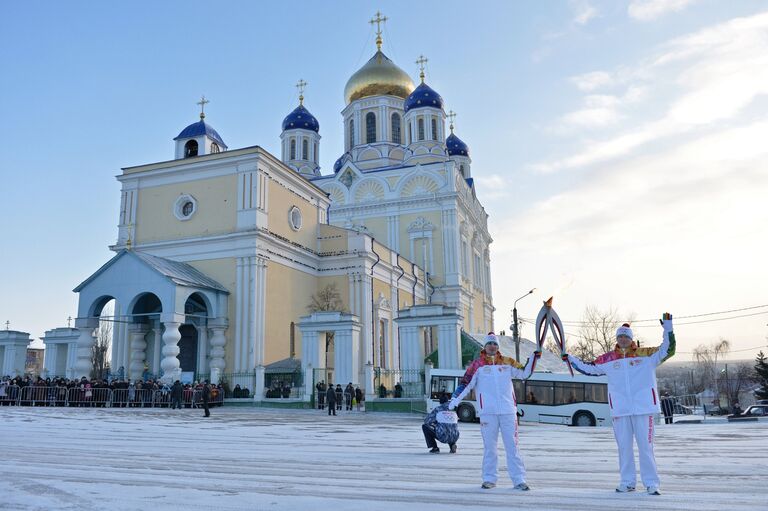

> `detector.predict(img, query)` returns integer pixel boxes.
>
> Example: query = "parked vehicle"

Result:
[728,404,768,419]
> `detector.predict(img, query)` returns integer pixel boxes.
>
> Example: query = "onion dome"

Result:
[344,51,415,104]
[174,120,227,149]
[282,105,320,133]
[404,82,444,113]
[446,132,469,156]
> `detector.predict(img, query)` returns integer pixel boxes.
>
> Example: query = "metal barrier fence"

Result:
[0,384,224,408]
[373,369,425,398]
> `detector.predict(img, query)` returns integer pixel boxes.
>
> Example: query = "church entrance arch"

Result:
[183,292,211,381]
[177,325,198,377]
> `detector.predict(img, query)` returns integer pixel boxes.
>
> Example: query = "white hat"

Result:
[484,332,499,345]
[616,323,633,340]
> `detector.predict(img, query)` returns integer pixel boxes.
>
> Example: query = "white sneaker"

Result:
[615,484,636,493]
[647,486,661,495]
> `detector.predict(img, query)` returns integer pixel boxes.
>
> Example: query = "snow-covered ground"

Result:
[1,407,765,511]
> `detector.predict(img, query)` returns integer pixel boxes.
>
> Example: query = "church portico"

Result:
[73,250,229,382]
[299,312,363,395]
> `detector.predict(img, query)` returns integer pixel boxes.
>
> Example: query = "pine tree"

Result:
[754,351,768,401]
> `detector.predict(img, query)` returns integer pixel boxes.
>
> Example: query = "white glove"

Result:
[661,312,673,333]
[448,398,459,410]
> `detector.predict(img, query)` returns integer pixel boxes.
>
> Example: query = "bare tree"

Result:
[91,303,113,379]
[571,306,627,361]
[719,362,756,408]
[307,283,346,313]
[693,338,730,402]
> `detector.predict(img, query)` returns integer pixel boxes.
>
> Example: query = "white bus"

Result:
[427,368,613,427]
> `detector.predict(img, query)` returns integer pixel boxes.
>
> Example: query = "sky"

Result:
[1,0,767,361]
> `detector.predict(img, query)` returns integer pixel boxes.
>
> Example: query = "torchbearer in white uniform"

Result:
[564,313,676,495]
[449,333,541,490]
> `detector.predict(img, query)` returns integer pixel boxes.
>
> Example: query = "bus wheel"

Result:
[572,411,596,427]
[457,404,476,422]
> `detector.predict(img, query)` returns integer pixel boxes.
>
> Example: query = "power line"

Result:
[549,304,768,325]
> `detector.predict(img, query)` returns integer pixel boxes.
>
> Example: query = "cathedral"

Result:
[58,14,494,400]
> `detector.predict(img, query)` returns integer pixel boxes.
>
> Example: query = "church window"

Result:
[302,139,308,160]
[391,113,401,144]
[366,112,376,143]
[184,140,198,158]
[314,141,318,161]
[182,201,194,217]
[379,319,387,369]
[431,118,438,141]
[459,164,465,177]
[407,123,412,144]
[289,206,302,231]
[210,142,220,154]
[290,139,296,159]
[349,119,354,149]
[418,118,425,141]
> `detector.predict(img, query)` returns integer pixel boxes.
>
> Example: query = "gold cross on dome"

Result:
[415,55,428,82]
[447,110,456,132]
[4,320,9,330]
[197,95,210,120]
[67,316,72,328]
[369,11,388,50]
[296,79,308,105]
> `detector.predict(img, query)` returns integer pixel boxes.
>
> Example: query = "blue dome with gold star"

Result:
[446,132,469,156]
[282,105,320,133]
[404,82,443,113]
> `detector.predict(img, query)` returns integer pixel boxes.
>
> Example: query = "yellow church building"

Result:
[69,15,494,401]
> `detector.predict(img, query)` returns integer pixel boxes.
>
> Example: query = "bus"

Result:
[427,368,612,427]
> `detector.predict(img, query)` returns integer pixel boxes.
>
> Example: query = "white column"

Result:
[208,319,227,384]
[254,365,265,402]
[361,275,373,366]
[120,319,130,377]
[152,322,162,376]
[398,325,421,372]
[160,321,182,384]
[128,324,149,381]
[235,257,244,372]
[253,257,268,369]
[300,329,323,371]
[44,344,58,376]
[74,319,97,379]
[197,324,208,377]
[66,343,78,379]
[333,327,360,386]
[437,322,462,369]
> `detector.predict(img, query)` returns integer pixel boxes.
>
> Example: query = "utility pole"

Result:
[511,289,536,361]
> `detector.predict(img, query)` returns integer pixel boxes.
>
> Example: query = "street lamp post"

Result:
[511,288,536,361]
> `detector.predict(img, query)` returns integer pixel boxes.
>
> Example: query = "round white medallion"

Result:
[289,206,302,231]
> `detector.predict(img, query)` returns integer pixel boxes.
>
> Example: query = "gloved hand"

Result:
[561,353,569,362]
[660,312,673,333]
[533,350,542,359]
[448,398,459,410]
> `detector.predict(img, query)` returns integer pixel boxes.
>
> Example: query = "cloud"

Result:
[628,0,700,21]
[474,174,514,200]
[571,1,598,25]
[535,10,768,172]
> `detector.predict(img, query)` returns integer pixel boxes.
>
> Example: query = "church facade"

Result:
[65,17,494,399]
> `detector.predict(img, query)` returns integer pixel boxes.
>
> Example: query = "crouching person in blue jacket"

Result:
[422,394,459,454]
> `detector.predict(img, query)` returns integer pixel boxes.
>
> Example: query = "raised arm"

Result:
[511,351,541,380]
[652,313,676,366]
[567,353,607,376]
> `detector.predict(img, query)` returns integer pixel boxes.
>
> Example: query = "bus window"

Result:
[554,382,584,404]
[513,380,524,402]
[525,381,554,405]
[430,376,457,400]
[584,383,608,403]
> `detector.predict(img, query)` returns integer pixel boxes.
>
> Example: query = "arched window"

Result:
[407,123,412,144]
[302,139,308,160]
[431,118,438,141]
[184,140,198,158]
[314,141,318,161]
[459,164,465,177]
[210,142,220,154]
[391,113,401,144]
[418,118,425,141]
[366,112,376,144]
[349,119,354,149]
[290,139,296,160]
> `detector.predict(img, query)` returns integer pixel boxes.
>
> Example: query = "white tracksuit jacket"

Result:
[568,328,675,418]
[451,355,536,416]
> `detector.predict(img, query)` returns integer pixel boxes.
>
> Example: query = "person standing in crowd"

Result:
[202,380,211,418]
[660,392,674,424]
[335,384,343,411]
[344,383,354,411]
[565,314,676,496]
[355,387,363,411]
[449,332,540,491]
[316,380,326,410]
[326,383,337,416]
[171,380,183,410]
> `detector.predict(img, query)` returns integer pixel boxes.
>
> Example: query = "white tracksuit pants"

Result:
[612,414,659,488]
[480,414,526,484]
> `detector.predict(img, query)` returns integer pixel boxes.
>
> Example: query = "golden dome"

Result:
[344,51,416,104]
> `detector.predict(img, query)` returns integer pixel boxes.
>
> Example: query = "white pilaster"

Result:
[437,323,462,369]
[208,319,227,384]
[73,319,98,379]
[128,324,149,381]
[160,320,182,383]
[253,257,268,368]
